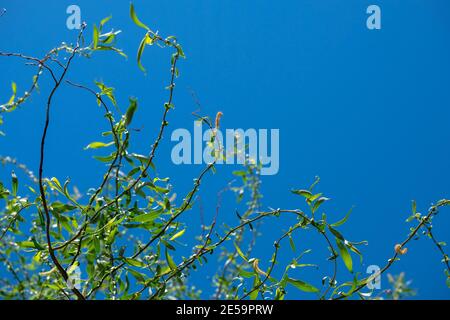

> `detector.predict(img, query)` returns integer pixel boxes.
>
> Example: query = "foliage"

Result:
[0,4,448,300]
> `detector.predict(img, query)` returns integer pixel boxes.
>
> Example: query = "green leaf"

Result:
[165,248,177,270]
[331,207,353,227]
[287,278,319,293]
[309,176,320,191]
[51,202,77,214]
[312,197,330,213]
[93,24,99,49]
[275,288,285,300]
[130,3,150,30]
[176,45,186,59]
[131,211,161,223]
[99,15,112,29]
[238,269,255,278]
[18,238,45,251]
[95,45,127,59]
[234,242,248,262]
[145,34,155,45]
[137,34,148,73]
[336,239,353,273]
[169,229,186,241]
[125,98,138,126]
[50,177,62,190]
[67,262,79,275]
[347,242,364,264]
[127,267,146,283]
[84,141,114,150]
[11,171,18,196]
[7,82,17,105]
[32,237,45,251]
[328,226,344,241]
[124,258,146,268]
[94,153,116,163]
[249,276,260,300]
[291,189,312,199]
[289,235,296,252]
[95,81,117,106]
[18,241,35,249]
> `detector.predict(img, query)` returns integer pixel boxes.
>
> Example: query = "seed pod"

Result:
[395,244,408,255]
[215,111,223,129]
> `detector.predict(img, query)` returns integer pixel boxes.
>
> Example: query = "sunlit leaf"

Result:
[84,141,114,150]
[131,211,161,223]
[130,3,150,31]
[165,248,177,270]
[136,34,148,73]
[287,278,319,293]
[169,229,186,241]
[93,24,99,49]
[336,239,353,273]
[11,171,18,196]
[291,189,312,199]
[124,258,146,268]
[125,98,138,126]
[331,207,353,227]
[234,242,248,262]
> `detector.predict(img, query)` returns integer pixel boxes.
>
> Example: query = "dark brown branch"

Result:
[37,25,86,300]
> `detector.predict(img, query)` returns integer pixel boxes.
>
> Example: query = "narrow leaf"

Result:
[331,207,353,227]
[336,239,353,273]
[165,248,177,270]
[234,242,248,262]
[287,278,319,293]
[125,98,138,126]
[130,3,150,30]
[169,229,186,241]
[84,141,114,150]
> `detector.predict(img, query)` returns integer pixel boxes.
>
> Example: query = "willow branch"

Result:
[37,25,86,300]
[333,199,449,300]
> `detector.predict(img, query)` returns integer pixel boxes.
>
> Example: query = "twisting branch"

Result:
[37,24,87,300]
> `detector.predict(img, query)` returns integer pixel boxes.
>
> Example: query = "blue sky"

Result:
[0,0,449,299]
